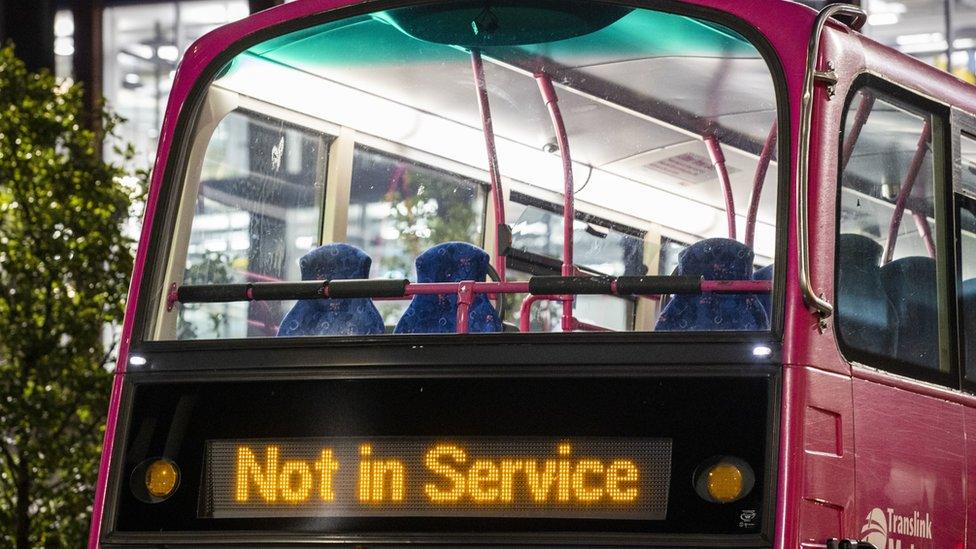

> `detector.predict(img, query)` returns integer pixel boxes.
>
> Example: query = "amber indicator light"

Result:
[693,456,754,504]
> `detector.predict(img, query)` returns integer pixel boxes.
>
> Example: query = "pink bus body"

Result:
[88,0,976,547]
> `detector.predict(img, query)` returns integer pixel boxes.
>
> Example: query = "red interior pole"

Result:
[744,121,777,249]
[456,281,474,334]
[470,50,507,281]
[535,73,576,332]
[884,120,932,264]
[841,91,875,173]
[912,212,937,258]
[519,294,560,332]
[703,133,737,240]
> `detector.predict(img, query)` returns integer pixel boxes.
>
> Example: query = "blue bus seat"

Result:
[655,238,768,331]
[835,234,897,359]
[753,264,774,318]
[394,242,502,334]
[880,256,938,369]
[277,243,385,337]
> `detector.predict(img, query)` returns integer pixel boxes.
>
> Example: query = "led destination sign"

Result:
[202,437,672,520]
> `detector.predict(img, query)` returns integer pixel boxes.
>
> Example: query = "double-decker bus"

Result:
[88,0,976,547]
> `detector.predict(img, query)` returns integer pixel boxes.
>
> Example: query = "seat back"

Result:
[655,238,768,331]
[277,244,385,337]
[835,234,897,359]
[394,242,501,334]
[880,256,938,369]
[752,264,774,318]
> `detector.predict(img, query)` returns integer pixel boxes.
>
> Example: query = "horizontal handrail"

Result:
[169,276,772,308]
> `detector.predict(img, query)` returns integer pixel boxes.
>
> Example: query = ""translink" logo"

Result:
[860,507,933,548]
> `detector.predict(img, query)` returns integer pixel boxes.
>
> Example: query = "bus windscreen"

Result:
[154,0,781,340]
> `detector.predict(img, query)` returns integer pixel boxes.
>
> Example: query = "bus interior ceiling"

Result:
[208,9,781,262]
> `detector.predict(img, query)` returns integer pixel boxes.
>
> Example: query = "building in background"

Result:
[52,1,253,166]
[861,0,976,81]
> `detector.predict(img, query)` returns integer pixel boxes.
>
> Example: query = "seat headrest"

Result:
[299,243,371,281]
[838,234,883,267]
[416,242,489,282]
[676,238,754,280]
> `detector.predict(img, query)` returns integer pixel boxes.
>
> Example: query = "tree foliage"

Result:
[0,45,140,548]
[377,169,481,322]
[382,169,480,272]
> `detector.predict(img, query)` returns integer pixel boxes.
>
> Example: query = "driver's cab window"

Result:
[152,1,782,340]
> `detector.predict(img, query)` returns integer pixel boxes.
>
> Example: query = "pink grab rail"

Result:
[704,133,737,240]
[535,72,577,332]
[470,49,507,282]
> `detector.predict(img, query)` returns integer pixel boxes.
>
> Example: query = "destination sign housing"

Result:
[202,437,672,520]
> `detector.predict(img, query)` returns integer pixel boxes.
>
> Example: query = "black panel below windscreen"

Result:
[112,374,773,539]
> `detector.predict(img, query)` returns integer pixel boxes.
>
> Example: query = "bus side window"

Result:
[837,86,944,376]
[346,145,488,326]
[956,132,976,386]
[503,195,646,331]
[177,110,329,340]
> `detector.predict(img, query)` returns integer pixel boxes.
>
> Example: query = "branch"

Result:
[0,439,18,470]
[48,390,96,442]
[46,472,79,494]
[0,487,13,511]
[0,440,20,510]
[36,270,57,353]
[100,339,118,368]
[38,335,116,443]
[0,454,14,509]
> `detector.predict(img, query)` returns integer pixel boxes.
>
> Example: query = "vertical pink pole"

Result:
[884,120,932,264]
[745,121,777,248]
[704,133,737,240]
[456,282,473,334]
[912,211,937,258]
[841,91,875,173]
[471,50,506,281]
[535,73,575,331]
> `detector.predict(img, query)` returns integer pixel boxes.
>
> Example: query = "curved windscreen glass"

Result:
[153,1,780,340]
